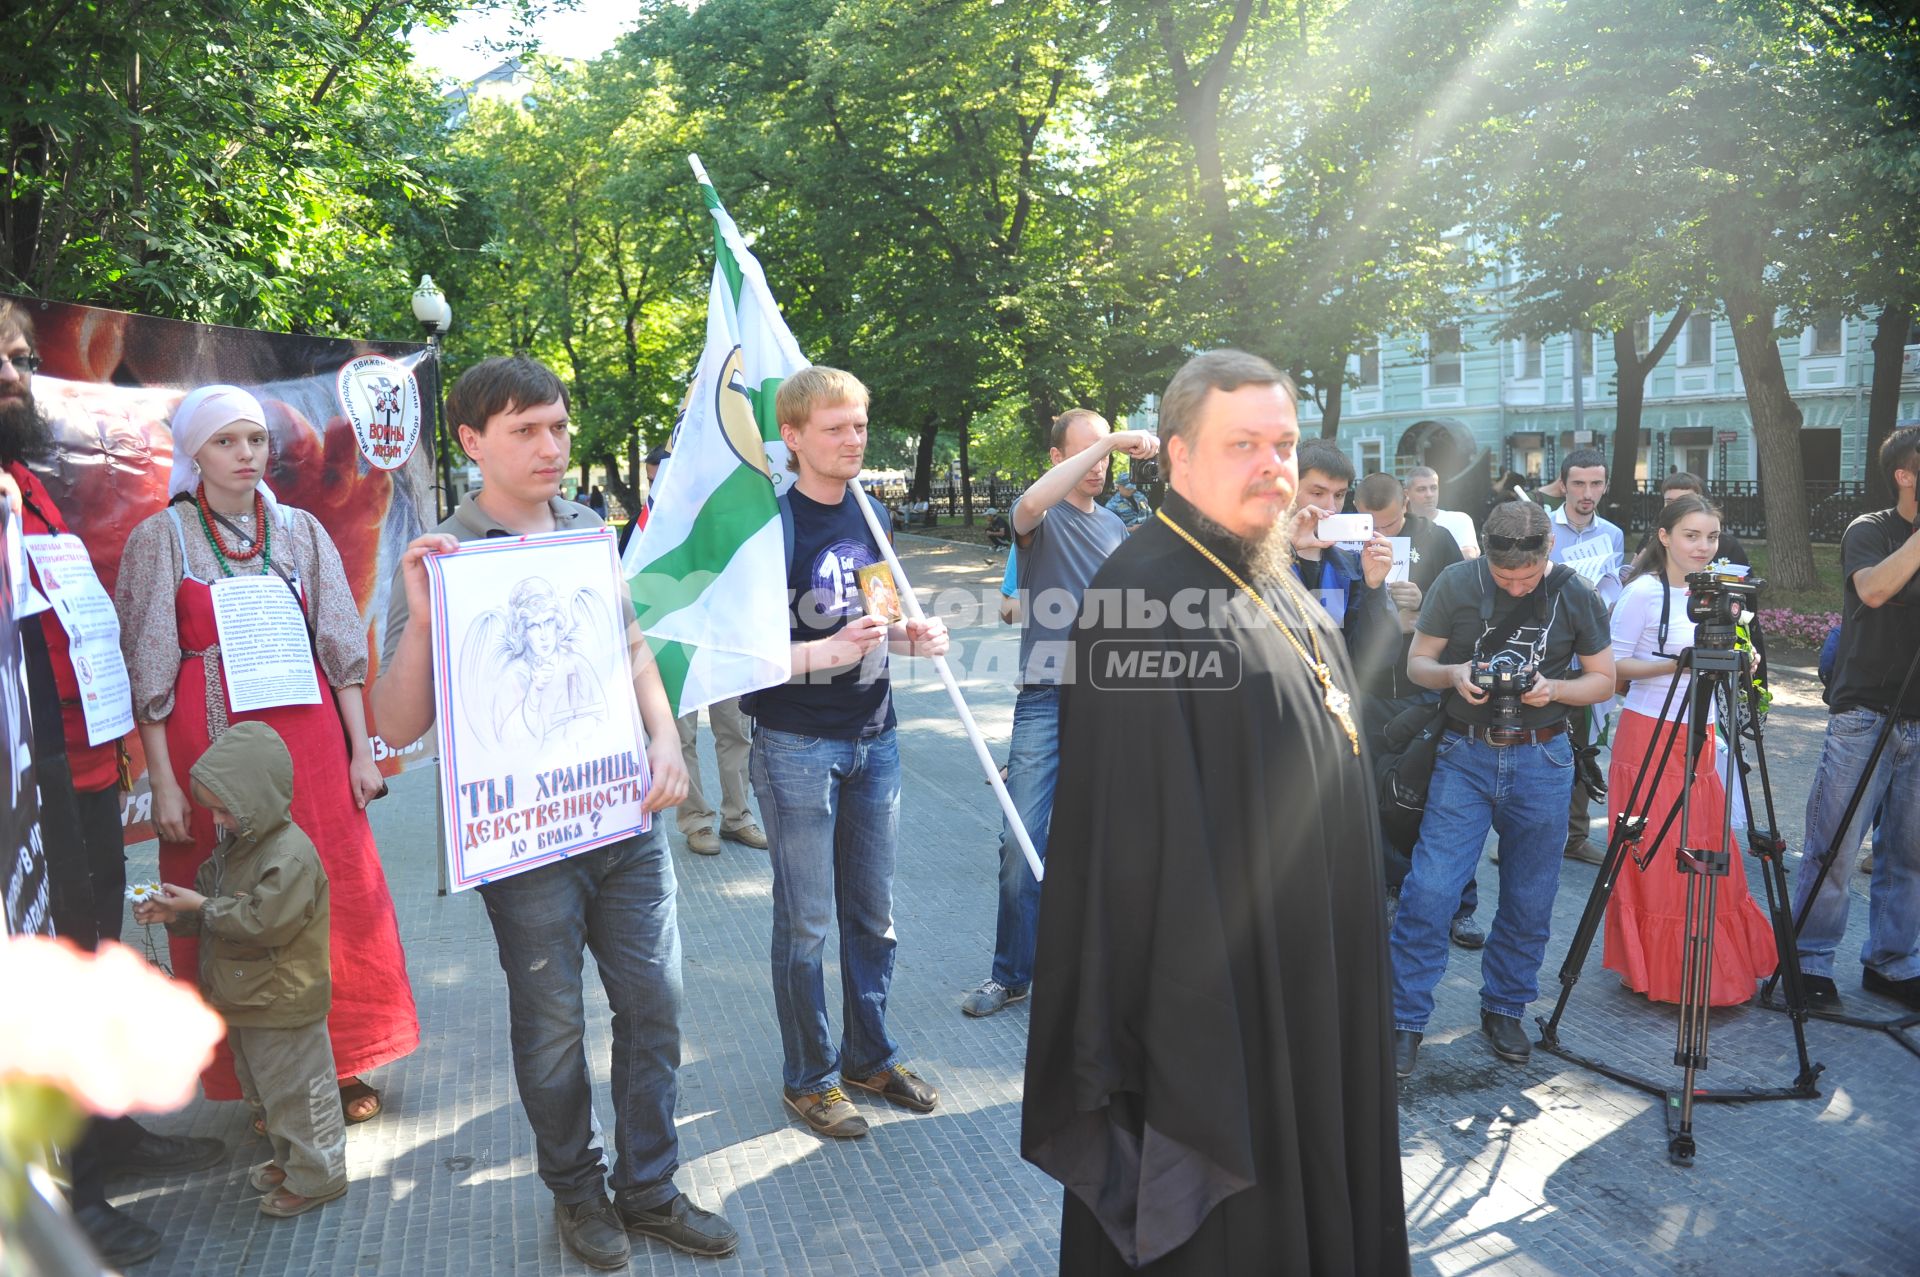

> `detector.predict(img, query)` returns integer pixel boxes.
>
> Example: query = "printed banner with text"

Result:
[1,294,438,843]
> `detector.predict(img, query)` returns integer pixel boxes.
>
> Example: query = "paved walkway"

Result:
[115,534,1917,1276]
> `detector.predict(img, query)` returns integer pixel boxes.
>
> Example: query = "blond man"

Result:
[742,366,950,1139]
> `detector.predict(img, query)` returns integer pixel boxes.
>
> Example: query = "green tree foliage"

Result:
[0,0,492,333]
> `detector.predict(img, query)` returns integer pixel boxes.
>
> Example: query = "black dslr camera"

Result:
[1685,568,1764,649]
[1128,455,1160,487]
[1470,658,1537,746]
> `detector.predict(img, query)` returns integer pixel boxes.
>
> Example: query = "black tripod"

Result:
[1754,639,1920,1060]
[1537,629,1822,1167]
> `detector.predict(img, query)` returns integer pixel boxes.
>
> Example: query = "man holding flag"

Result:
[627,162,1024,1141]
[742,366,950,1139]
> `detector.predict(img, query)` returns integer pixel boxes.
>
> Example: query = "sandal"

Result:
[247,1162,287,1193]
[339,1078,382,1125]
[259,1182,347,1218]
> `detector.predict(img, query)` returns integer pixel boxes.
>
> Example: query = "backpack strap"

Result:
[776,486,894,571]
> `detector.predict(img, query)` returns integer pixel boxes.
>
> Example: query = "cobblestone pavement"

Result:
[112,534,1917,1276]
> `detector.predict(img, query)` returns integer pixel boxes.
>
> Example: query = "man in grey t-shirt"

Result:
[962,409,1157,1017]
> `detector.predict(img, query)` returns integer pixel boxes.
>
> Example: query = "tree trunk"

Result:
[1608,329,1646,530]
[911,413,940,501]
[598,449,638,522]
[1605,308,1691,531]
[1724,290,1818,589]
[1866,297,1915,510]
[1317,374,1343,440]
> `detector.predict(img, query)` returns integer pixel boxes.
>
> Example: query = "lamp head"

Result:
[412,275,451,333]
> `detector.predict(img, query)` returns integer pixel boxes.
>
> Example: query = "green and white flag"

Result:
[623,158,805,717]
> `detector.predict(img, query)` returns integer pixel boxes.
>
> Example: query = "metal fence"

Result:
[875,477,1026,527]
[1621,480,1868,542]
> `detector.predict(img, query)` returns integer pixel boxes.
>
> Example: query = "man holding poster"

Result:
[376,355,737,1268]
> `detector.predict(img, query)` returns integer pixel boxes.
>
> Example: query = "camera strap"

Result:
[1475,559,1570,657]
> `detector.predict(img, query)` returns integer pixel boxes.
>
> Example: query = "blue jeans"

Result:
[751,726,903,1095]
[992,686,1060,989]
[1792,707,1920,981]
[1391,731,1576,1032]
[477,828,684,1209]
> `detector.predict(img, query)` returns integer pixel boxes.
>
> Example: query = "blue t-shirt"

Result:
[745,486,897,739]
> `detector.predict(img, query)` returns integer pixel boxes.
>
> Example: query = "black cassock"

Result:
[1022,490,1409,1276]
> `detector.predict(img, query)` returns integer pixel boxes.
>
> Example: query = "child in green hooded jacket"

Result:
[135,721,347,1217]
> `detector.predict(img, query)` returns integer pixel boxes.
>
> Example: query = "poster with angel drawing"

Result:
[425,528,652,891]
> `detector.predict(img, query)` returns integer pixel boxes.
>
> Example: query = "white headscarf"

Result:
[166,385,282,518]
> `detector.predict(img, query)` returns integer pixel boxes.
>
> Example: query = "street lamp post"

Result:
[411,275,454,520]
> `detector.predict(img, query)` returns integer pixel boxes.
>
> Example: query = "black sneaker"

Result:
[555,1195,632,1270]
[1802,974,1842,1010]
[1481,1011,1532,1064]
[1449,914,1486,950]
[616,1190,739,1258]
[108,1128,227,1178]
[1394,1030,1421,1080]
[74,1201,163,1268]
[1863,967,1920,1010]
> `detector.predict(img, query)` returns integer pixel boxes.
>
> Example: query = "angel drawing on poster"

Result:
[460,576,615,749]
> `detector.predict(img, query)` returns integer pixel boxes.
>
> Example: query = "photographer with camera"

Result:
[1790,424,1920,1011]
[1389,501,1615,1078]
[1601,495,1777,1005]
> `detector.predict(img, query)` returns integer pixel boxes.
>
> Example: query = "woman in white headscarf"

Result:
[114,385,418,1125]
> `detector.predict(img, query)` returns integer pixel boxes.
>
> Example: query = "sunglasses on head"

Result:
[1484,533,1546,552]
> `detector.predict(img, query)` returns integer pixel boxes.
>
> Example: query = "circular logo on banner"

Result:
[336,355,423,470]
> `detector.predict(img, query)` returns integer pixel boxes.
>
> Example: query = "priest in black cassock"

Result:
[1022,348,1409,1276]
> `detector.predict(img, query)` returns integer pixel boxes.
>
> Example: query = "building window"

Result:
[1633,316,1650,357]
[1681,313,1713,367]
[1429,326,1462,387]
[1514,337,1543,380]
[1808,312,1843,357]
[1357,341,1380,389]
[1355,438,1384,475]
[1574,330,1594,378]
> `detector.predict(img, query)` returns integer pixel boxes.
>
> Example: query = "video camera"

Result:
[1470,658,1537,746]
[1685,566,1764,649]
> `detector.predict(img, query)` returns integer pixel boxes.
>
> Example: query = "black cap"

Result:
[645,445,671,466]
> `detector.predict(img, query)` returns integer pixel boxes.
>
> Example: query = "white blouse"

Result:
[1610,573,1698,721]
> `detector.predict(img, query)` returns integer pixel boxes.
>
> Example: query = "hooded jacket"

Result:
[166,722,330,1028]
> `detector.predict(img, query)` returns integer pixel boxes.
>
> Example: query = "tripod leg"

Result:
[1734,664,1823,1090]
[1765,640,1920,1001]
[1538,661,1695,1047]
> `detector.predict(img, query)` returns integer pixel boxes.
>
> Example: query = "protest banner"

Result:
[425,528,652,891]
[2,499,51,938]
[0,294,438,841]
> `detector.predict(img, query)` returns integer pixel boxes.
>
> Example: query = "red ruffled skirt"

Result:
[158,577,419,1100]
[1601,708,1777,1005]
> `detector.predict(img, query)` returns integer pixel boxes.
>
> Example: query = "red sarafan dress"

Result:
[1602,574,1777,1005]
[116,500,418,1099]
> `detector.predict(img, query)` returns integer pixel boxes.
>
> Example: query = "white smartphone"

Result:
[1316,512,1374,542]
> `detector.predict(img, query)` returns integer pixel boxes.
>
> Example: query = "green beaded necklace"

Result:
[192,489,271,578]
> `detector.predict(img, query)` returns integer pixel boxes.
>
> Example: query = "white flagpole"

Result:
[850,482,1044,883]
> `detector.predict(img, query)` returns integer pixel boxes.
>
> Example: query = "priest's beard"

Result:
[0,394,50,468]
[1183,502,1295,587]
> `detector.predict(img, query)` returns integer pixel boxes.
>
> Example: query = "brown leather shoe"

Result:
[722,822,769,850]
[846,1063,939,1113]
[685,827,721,855]
[783,1086,869,1138]
[1564,837,1606,866]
